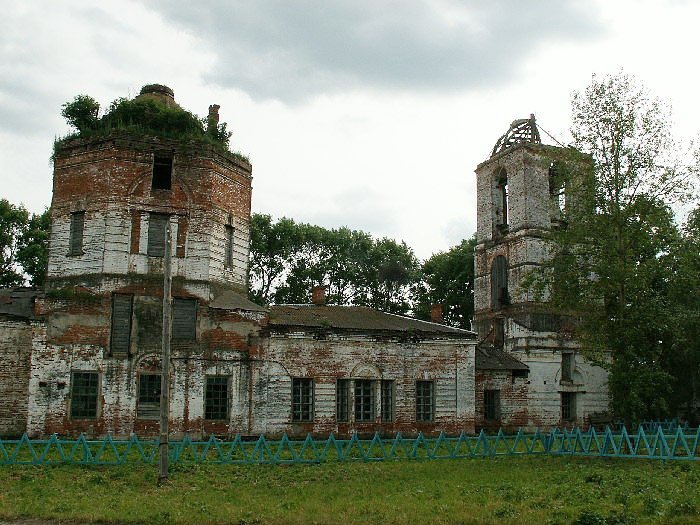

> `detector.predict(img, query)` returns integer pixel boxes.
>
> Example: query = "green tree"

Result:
[249,214,420,314]
[0,199,29,287]
[528,72,698,422]
[16,208,51,287]
[414,235,476,329]
[61,95,100,133]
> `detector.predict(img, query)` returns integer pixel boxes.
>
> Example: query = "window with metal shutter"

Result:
[110,294,133,356]
[147,213,169,257]
[69,211,85,256]
[490,255,509,309]
[172,298,196,340]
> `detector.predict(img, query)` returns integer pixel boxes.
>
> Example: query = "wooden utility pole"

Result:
[159,218,172,483]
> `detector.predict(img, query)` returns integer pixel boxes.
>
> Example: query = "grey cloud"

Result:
[143,0,604,102]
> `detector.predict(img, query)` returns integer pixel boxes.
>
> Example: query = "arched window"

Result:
[490,255,509,309]
[495,168,509,228]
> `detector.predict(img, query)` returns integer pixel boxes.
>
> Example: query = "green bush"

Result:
[55,92,242,161]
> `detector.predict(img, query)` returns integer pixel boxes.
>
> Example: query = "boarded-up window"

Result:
[416,380,434,422]
[69,211,85,256]
[490,255,509,309]
[561,392,576,422]
[110,294,133,356]
[137,373,161,420]
[292,378,314,422]
[147,213,169,257]
[484,389,500,421]
[70,371,98,419]
[336,379,350,422]
[354,379,374,422]
[172,298,196,340]
[152,155,173,190]
[561,353,574,382]
[205,376,229,420]
[225,225,234,268]
[381,380,394,422]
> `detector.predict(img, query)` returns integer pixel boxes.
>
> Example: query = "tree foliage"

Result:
[413,236,476,329]
[527,72,699,422]
[61,95,100,134]
[249,214,420,314]
[0,200,50,287]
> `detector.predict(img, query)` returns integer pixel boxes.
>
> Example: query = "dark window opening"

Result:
[484,389,500,421]
[493,318,505,348]
[549,163,566,213]
[172,298,197,340]
[147,213,169,257]
[137,373,161,420]
[490,255,509,310]
[354,379,374,422]
[561,392,576,422]
[110,294,133,356]
[205,376,230,420]
[561,353,574,382]
[152,155,173,190]
[416,380,434,422]
[70,371,98,419]
[336,379,350,422]
[381,380,394,422]
[225,225,234,268]
[69,211,85,256]
[495,168,509,228]
[292,378,314,422]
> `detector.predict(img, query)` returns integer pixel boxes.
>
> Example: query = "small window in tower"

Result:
[225,225,234,268]
[495,168,509,228]
[69,211,85,256]
[152,155,173,190]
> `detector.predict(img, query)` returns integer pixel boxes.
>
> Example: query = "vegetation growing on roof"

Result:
[54,92,249,163]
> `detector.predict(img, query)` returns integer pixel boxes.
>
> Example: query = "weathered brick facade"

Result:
[1,85,479,439]
[0,95,609,439]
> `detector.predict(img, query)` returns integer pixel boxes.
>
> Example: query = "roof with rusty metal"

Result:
[268,304,476,338]
[209,290,268,312]
[0,287,42,320]
[475,346,529,371]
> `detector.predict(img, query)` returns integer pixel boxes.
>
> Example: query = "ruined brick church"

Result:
[0,85,608,438]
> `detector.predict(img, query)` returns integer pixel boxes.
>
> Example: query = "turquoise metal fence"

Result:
[1,426,698,466]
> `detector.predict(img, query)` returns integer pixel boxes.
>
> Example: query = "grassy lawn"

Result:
[0,456,698,524]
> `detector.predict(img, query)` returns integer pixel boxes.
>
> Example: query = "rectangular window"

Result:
[381,380,394,422]
[137,373,161,420]
[69,211,85,256]
[292,378,314,422]
[354,379,375,422]
[70,371,99,419]
[561,353,574,382]
[147,213,169,257]
[416,380,434,422]
[172,298,197,340]
[204,376,230,420]
[152,155,173,190]
[336,379,350,422]
[110,294,133,356]
[225,225,234,268]
[561,392,576,422]
[484,389,500,421]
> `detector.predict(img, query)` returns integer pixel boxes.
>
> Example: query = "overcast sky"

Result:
[1,0,698,259]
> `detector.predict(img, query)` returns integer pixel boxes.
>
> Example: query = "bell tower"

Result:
[473,115,609,428]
